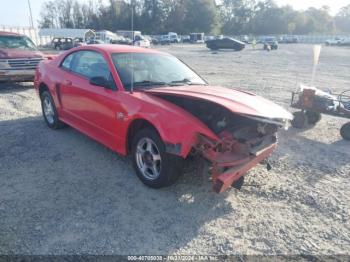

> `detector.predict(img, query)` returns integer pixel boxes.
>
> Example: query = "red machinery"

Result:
[291,87,350,140]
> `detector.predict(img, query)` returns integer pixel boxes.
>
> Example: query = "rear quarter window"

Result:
[61,53,75,71]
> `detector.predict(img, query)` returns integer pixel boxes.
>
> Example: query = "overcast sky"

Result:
[0,0,349,28]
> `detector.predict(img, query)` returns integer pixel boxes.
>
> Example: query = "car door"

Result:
[58,50,123,149]
[223,38,232,49]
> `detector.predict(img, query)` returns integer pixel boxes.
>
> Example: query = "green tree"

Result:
[287,22,296,34]
[140,0,166,34]
[57,0,74,28]
[38,0,59,28]
[221,0,255,35]
[38,0,345,35]
[183,0,220,34]
[335,4,350,33]
[304,6,332,33]
[73,1,84,28]
[163,0,186,33]
[249,1,287,35]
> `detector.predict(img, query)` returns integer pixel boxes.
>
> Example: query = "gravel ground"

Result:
[0,44,349,256]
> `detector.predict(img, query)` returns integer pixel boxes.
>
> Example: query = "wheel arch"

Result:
[126,118,161,155]
[125,116,199,158]
[39,82,49,97]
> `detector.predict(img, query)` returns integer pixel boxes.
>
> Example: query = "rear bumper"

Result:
[0,69,35,82]
[212,143,276,193]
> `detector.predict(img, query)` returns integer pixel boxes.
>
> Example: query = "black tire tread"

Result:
[131,128,183,189]
[340,122,350,141]
[40,91,66,129]
[291,111,307,129]
[306,111,322,125]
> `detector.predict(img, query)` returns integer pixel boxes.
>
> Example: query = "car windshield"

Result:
[0,35,37,50]
[111,52,206,90]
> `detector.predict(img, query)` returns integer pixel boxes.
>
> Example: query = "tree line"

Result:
[39,0,350,35]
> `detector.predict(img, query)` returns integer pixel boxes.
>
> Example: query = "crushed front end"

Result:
[149,93,291,193]
[193,117,283,193]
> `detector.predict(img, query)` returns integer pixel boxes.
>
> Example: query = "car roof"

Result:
[0,31,23,36]
[79,44,166,55]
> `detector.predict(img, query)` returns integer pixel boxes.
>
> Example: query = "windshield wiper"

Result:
[131,81,168,88]
[170,78,193,85]
[170,78,206,86]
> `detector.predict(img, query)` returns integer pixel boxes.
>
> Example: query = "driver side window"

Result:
[70,50,110,80]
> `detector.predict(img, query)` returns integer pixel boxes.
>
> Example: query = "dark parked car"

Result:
[111,36,132,45]
[181,35,191,43]
[52,38,74,50]
[160,35,171,45]
[263,37,279,50]
[150,36,160,45]
[206,37,245,51]
[280,36,299,43]
[73,38,86,47]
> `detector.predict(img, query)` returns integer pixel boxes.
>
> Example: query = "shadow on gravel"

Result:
[331,139,350,147]
[277,128,349,187]
[0,82,34,94]
[0,116,234,255]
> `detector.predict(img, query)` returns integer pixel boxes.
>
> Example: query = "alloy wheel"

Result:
[135,138,162,180]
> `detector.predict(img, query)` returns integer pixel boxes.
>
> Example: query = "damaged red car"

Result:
[34,45,292,193]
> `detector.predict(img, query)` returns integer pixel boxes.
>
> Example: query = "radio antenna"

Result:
[130,0,134,94]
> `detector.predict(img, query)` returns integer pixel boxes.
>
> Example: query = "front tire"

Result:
[131,128,183,189]
[291,111,307,128]
[340,123,350,141]
[306,111,322,125]
[40,91,65,129]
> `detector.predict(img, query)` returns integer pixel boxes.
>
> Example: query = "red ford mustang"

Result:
[34,45,292,193]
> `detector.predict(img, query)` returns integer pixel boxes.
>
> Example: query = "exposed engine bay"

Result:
[157,95,278,143]
[155,94,280,192]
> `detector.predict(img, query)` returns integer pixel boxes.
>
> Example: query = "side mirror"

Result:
[89,76,112,89]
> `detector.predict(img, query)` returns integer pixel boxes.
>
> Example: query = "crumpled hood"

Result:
[145,85,293,122]
[0,48,44,59]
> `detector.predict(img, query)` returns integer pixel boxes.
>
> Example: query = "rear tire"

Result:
[306,111,322,125]
[131,128,183,189]
[291,111,307,129]
[40,91,66,129]
[340,123,350,141]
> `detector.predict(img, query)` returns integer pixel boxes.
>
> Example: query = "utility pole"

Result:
[28,0,34,28]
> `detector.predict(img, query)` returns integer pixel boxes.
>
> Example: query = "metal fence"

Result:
[233,34,350,44]
[291,35,350,44]
[0,26,52,46]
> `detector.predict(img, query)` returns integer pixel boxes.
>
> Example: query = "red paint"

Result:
[212,144,276,193]
[0,31,46,81]
[146,86,292,120]
[0,31,45,59]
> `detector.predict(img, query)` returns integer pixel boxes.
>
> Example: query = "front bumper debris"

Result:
[211,143,276,193]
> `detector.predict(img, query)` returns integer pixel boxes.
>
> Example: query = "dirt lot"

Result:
[0,44,349,255]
